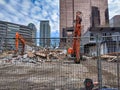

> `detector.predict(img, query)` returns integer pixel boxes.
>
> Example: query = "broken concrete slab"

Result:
[27,52,35,58]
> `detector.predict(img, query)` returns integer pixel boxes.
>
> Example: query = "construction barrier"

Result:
[0,36,119,90]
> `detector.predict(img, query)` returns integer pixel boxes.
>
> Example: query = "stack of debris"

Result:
[101,52,120,62]
[0,49,67,64]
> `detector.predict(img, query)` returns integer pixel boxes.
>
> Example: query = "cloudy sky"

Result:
[108,0,120,19]
[0,0,120,37]
[0,0,59,37]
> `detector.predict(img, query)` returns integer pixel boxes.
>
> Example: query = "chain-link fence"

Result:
[0,36,119,90]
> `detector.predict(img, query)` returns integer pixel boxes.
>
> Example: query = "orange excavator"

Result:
[15,32,25,55]
[68,11,82,63]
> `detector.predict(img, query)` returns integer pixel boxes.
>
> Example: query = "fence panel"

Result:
[0,36,119,90]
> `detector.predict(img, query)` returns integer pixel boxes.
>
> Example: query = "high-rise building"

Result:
[39,20,51,47]
[0,20,35,51]
[60,0,109,37]
[28,23,37,45]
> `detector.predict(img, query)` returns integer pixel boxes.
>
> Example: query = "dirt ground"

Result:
[0,58,119,90]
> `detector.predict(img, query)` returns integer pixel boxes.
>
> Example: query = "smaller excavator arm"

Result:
[15,32,25,55]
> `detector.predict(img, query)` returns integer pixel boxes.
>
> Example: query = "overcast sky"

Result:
[108,0,120,19]
[0,0,120,36]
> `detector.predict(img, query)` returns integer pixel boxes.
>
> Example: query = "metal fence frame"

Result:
[0,36,120,89]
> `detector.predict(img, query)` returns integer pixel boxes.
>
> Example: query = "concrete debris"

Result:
[82,55,92,60]
[27,52,35,58]
[23,54,28,59]
[35,51,46,58]
[0,48,119,65]
[0,49,68,64]
[101,55,116,59]
[100,54,120,62]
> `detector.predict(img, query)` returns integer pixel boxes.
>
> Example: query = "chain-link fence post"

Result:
[96,35,102,89]
[116,36,120,90]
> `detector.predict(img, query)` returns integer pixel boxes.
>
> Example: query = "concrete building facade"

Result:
[39,20,51,47]
[110,15,120,27]
[84,27,120,56]
[0,21,35,52]
[60,0,109,37]
[28,23,37,45]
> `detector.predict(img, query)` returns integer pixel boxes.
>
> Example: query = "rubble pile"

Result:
[101,54,120,62]
[99,52,120,62]
[0,49,67,64]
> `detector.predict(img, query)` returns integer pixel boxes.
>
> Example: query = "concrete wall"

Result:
[110,15,120,27]
[60,0,108,37]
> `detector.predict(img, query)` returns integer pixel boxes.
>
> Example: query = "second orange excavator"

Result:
[15,32,25,55]
[68,11,82,63]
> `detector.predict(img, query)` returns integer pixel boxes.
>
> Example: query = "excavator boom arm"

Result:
[15,32,25,55]
[68,11,82,63]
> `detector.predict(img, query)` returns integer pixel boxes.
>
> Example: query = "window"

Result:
[105,8,109,24]
[91,6,100,27]
[103,33,106,41]
[90,33,95,41]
